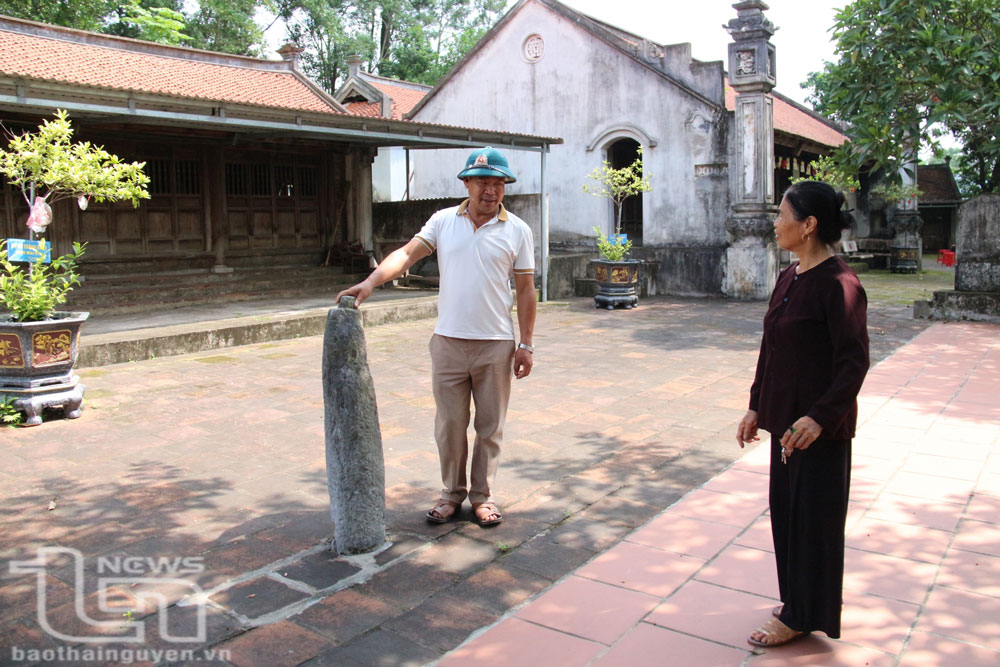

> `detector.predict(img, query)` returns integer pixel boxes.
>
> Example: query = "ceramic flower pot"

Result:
[0,311,89,426]
[591,258,641,310]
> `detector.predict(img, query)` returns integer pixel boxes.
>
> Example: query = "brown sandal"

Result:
[747,617,808,648]
[472,502,503,527]
[426,499,459,524]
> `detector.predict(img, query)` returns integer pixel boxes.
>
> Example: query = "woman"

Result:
[736,181,870,647]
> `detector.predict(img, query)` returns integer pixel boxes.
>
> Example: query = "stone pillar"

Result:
[724,1,779,299]
[322,296,386,554]
[928,194,1000,321]
[955,194,1000,292]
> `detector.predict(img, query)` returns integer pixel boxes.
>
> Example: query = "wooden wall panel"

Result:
[146,210,172,240]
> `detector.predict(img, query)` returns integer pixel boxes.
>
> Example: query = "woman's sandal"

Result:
[747,617,808,648]
[425,499,459,524]
[472,502,503,527]
[772,604,783,618]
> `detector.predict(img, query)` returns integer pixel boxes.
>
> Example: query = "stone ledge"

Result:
[929,290,1000,322]
[78,297,440,367]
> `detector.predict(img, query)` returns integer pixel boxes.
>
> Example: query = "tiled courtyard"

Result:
[1,296,997,666]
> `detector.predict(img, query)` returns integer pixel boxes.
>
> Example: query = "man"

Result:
[336,147,536,527]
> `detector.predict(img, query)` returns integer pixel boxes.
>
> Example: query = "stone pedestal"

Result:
[930,194,1000,321]
[725,208,778,300]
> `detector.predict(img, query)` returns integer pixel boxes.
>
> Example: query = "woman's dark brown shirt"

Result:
[749,255,870,440]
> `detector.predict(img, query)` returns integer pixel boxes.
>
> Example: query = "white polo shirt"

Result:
[414,200,534,340]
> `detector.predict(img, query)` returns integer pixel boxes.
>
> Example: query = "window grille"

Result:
[298,166,317,197]
[275,165,295,197]
[175,160,201,195]
[250,164,270,196]
[226,164,247,196]
[147,159,171,195]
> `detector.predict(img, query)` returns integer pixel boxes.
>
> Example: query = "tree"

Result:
[377,0,504,85]
[107,0,190,45]
[278,0,505,91]
[583,149,652,261]
[805,0,1000,194]
[278,0,375,92]
[1,0,191,47]
[0,110,149,321]
[0,0,112,31]
[185,0,267,56]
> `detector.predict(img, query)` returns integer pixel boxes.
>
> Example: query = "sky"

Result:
[555,0,846,107]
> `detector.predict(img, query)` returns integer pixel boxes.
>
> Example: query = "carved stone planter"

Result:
[0,311,89,426]
[592,259,641,310]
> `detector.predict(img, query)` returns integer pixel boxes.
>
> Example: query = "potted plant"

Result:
[583,149,652,309]
[0,110,149,426]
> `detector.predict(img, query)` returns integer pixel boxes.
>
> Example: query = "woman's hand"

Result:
[736,409,759,448]
[780,416,822,456]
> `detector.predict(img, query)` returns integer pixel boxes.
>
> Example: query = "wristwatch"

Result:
[517,342,534,353]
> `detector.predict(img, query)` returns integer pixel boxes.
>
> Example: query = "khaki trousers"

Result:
[429,334,514,506]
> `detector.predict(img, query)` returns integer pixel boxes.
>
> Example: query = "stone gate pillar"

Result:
[724,1,779,299]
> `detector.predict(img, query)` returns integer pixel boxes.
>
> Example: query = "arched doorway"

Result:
[608,138,643,245]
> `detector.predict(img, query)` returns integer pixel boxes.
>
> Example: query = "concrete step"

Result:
[67,267,370,316]
[78,292,440,367]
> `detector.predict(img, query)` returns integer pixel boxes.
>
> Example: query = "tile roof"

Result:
[344,100,384,118]
[368,80,429,118]
[917,164,962,203]
[339,74,430,120]
[725,80,846,149]
[0,24,341,115]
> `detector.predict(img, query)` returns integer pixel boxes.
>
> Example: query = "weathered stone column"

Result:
[929,194,1000,321]
[322,296,386,554]
[724,1,779,299]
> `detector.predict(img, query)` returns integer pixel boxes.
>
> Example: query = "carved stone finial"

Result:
[725,1,777,42]
[339,295,356,309]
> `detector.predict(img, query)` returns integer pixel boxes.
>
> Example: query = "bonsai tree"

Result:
[0,110,149,321]
[583,148,652,261]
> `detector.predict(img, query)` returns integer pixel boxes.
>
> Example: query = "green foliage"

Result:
[869,182,923,204]
[279,0,505,91]
[0,0,113,31]
[0,110,151,207]
[583,149,652,259]
[592,226,632,262]
[185,0,267,56]
[0,0,189,46]
[0,396,23,427]
[0,241,86,322]
[789,155,860,192]
[116,0,190,45]
[806,0,1000,193]
[280,0,374,92]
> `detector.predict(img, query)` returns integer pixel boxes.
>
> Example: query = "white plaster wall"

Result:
[372,146,409,202]
[409,0,729,247]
